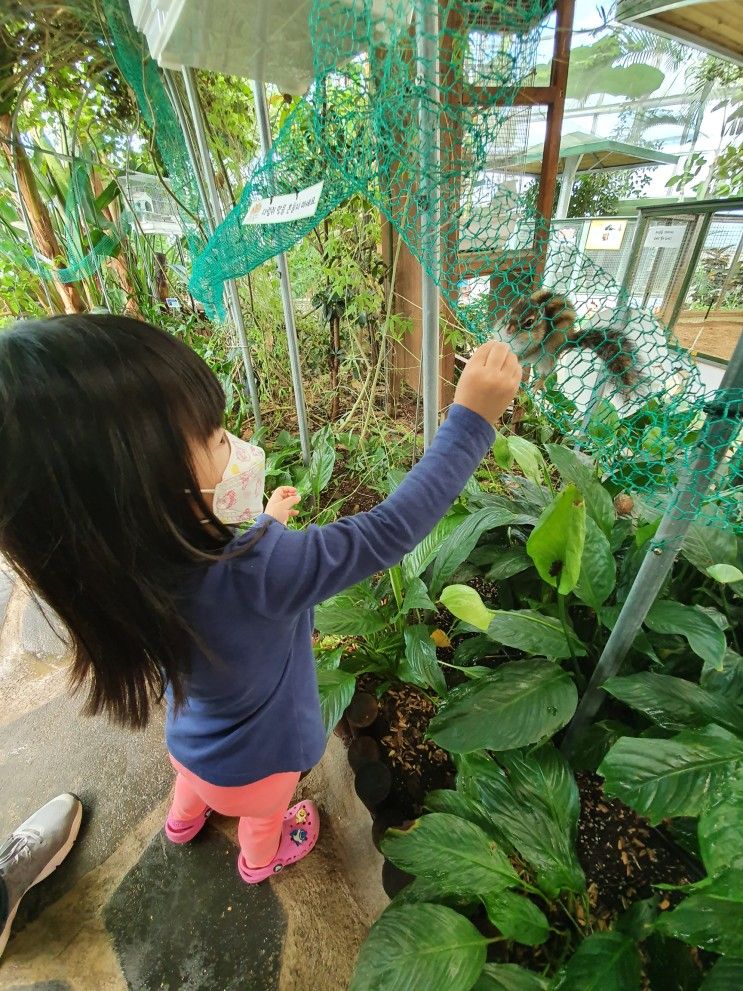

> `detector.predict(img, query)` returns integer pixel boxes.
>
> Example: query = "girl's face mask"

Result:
[201,433,265,525]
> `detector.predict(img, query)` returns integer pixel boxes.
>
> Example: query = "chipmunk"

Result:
[506,288,639,389]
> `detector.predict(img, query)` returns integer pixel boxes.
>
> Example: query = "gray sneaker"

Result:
[0,794,82,958]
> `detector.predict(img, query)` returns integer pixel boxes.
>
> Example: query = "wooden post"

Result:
[534,0,575,274]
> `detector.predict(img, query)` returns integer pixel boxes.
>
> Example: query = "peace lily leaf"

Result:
[707,564,743,585]
[315,646,343,671]
[401,625,447,695]
[430,507,536,597]
[400,577,436,614]
[472,963,549,991]
[317,668,356,735]
[440,584,496,632]
[424,789,504,842]
[699,957,743,990]
[507,436,547,485]
[526,485,586,594]
[481,890,550,946]
[458,747,585,898]
[603,672,743,736]
[698,771,743,877]
[655,869,743,956]
[682,523,738,574]
[429,658,577,753]
[646,600,727,669]
[552,932,641,991]
[701,650,743,705]
[486,548,533,581]
[599,728,743,823]
[493,432,513,470]
[574,515,616,610]
[402,510,468,581]
[487,610,586,659]
[315,589,388,636]
[381,813,520,896]
[349,903,488,991]
[545,443,615,535]
[571,719,632,773]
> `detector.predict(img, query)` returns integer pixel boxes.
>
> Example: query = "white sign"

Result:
[165,297,181,310]
[644,225,685,250]
[119,172,183,236]
[243,181,324,226]
[586,219,627,251]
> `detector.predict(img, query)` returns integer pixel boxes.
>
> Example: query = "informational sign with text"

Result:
[243,181,324,226]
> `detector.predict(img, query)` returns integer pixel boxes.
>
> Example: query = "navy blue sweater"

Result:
[166,404,494,785]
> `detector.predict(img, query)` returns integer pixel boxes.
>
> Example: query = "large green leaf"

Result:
[702,650,743,705]
[646,600,727,669]
[472,964,549,991]
[698,770,743,877]
[487,610,585,659]
[317,668,356,735]
[440,584,495,632]
[349,903,488,991]
[574,516,616,610]
[424,789,504,840]
[430,508,536,597]
[486,548,533,581]
[507,436,547,485]
[552,932,641,991]
[401,625,447,695]
[526,485,586,595]
[400,577,435,614]
[603,672,743,736]
[599,728,743,823]
[429,658,577,754]
[700,957,743,990]
[707,564,743,584]
[480,891,550,946]
[492,432,514,470]
[682,523,738,574]
[655,869,743,956]
[308,427,336,497]
[315,584,388,636]
[458,747,585,898]
[441,585,584,658]
[402,510,468,581]
[381,813,519,896]
[545,443,615,535]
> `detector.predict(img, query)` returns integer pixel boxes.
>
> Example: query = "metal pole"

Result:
[180,67,262,429]
[251,81,311,465]
[666,212,713,330]
[554,154,582,221]
[416,0,440,449]
[562,332,743,757]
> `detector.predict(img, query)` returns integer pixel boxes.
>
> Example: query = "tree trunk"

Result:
[0,113,84,314]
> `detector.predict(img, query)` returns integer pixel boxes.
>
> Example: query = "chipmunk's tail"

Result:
[571,324,639,388]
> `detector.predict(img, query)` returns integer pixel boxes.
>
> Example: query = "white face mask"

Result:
[202,433,265,525]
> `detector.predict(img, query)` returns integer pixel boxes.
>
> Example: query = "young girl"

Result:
[0,314,521,884]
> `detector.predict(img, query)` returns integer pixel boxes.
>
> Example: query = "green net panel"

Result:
[102,0,206,258]
[185,0,741,532]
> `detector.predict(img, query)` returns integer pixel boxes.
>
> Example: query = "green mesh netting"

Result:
[182,0,740,531]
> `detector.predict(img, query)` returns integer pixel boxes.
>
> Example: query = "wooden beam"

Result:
[462,85,558,107]
[534,0,575,273]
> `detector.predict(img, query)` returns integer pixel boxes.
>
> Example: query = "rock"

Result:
[0,565,14,630]
[20,597,70,661]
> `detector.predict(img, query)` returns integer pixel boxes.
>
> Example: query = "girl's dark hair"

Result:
[0,314,239,729]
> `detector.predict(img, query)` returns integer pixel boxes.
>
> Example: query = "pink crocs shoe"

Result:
[164,807,211,844]
[238,800,320,884]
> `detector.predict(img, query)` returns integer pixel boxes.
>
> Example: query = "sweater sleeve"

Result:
[246,404,494,617]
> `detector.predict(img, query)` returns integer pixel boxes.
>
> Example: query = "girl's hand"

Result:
[454,341,522,425]
[265,486,301,524]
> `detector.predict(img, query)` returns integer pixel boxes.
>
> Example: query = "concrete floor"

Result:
[0,564,386,990]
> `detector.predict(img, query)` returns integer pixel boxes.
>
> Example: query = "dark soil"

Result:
[576,771,699,924]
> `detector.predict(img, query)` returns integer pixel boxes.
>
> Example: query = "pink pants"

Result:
[168,756,301,868]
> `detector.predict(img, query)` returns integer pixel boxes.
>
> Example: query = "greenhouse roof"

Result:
[616,0,743,66]
[496,131,678,175]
